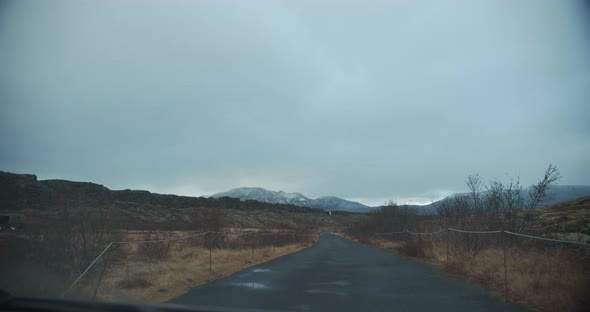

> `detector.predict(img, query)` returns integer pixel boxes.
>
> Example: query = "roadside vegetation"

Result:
[95,237,314,303]
[0,203,318,302]
[87,230,317,303]
[345,165,590,312]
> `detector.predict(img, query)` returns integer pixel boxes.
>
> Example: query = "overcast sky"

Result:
[1,0,589,206]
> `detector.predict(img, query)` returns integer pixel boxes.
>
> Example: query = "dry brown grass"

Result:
[339,232,589,312]
[506,251,588,312]
[93,242,314,303]
[360,236,588,312]
[443,247,589,312]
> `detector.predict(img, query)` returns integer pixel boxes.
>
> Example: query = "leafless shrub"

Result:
[24,205,116,277]
[396,236,429,258]
[136,230,174,262]
[191,208,226,248]
[11,198,118,298]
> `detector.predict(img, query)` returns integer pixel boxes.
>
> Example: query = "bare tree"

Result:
[191,208,226,248]
[465,173,482,211]
[434,194,471,228]
[483,180,505,229]
[68,206,113,273]
[433,164,562,258]
[504,177,525,231]
[527,164,561,212]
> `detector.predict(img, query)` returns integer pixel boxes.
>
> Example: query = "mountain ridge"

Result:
[211,187,371,213]
[212,185,590,214]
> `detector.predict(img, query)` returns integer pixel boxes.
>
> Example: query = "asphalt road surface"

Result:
[169,233,523,312]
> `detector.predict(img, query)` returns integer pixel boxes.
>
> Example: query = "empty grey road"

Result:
[169,233,523,312]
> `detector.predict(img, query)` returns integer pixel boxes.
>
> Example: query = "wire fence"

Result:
[376,228,590,245]
[61,226,589,305]
[372,228,589,303]
[62,229,318,299]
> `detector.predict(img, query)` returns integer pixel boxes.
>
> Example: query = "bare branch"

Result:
[527,164,561,211]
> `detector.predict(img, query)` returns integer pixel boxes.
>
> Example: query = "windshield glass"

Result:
[1,1,589,312]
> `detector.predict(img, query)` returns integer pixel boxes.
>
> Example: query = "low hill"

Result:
[531,195,590,242]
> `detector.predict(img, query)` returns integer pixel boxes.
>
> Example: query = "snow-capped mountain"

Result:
[211,187,370,212]
[211,187,310,205]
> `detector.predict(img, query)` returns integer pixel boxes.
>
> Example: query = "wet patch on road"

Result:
[230,282,266,289]
[319,280,351,287]
[252,269,271,273]
[304,288,348,296]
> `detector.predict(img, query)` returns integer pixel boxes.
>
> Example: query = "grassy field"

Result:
[81,232,317,303]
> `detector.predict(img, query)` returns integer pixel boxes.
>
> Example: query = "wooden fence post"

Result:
[502,230,508,302]
[209,232,213,273]
[91,246,112,300]
[272,234,276,253]
[446,229,450,270]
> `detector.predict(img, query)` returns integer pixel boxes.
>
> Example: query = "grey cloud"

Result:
[1,0,589,203]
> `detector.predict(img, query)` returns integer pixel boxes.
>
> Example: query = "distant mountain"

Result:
[211,187,370,213]
[211,187,310,205]
[307,196,370,212]
[544,185,590,204]
[407,185,590,215]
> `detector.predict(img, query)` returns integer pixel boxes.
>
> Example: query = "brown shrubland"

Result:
[345,166,590,312]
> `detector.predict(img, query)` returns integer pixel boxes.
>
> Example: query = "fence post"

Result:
[502,230,508,302]
[446,229,450,270]
[209,232,213,273]
[92,246,112,300]
[272,233,276,253]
